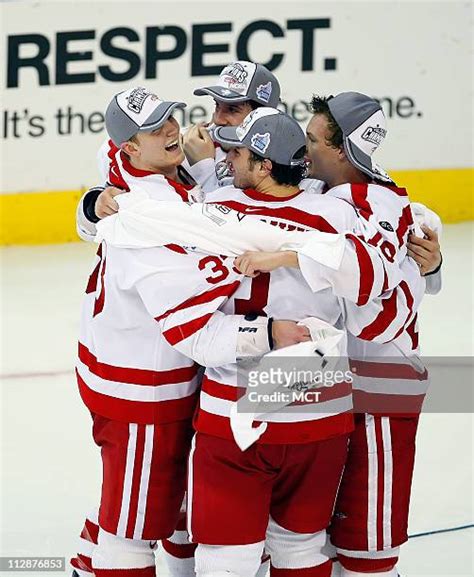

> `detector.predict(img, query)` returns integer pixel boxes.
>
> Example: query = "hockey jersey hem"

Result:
[77,371,199,424]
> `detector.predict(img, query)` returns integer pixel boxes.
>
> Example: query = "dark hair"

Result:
[248,145,306,186]
[310,95,343,150]
[248,100,261,110]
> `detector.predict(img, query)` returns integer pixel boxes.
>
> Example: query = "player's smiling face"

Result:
[226,147,262,189]
[123,116,185,173]
[305,114,344,183]
[212,100,255,126]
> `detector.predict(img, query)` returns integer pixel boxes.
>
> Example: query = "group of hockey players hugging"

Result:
[71,61,443,577]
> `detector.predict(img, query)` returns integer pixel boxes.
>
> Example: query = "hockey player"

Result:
[233,93,441,577]
[71,88,311,577]
[94,108,427,577]
[184,59,281,191]
[73,90,436,576]
[77,61,281,232]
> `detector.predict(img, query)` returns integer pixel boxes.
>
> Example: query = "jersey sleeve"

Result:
[76,138,111,242]
[95,192,314,253]
[134,249,271,367]
[184,157,221,194]
[298,235,425,343]
[297,229,404,305]
[341,257,425,343]
[296,195,427,344]
[411,202,443,295]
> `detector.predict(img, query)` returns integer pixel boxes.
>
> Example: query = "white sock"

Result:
[161,549,195,577]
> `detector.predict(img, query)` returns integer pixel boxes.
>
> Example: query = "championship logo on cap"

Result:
[126,87,158,114]
[251,132,271,154]
[105,86,186,147]
[361,125,387,148]
[328,92,392,183]
[256,82,273,103]
[222,62,249,90]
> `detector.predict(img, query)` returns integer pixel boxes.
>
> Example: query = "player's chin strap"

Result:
[230,318,346,451]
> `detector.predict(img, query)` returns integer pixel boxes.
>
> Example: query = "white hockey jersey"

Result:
[314,183,431,414]
[77,145,242,425]
[77,140,202,241]
[149,184,425,443]
[184,143,232,192]
[77,242,243,424]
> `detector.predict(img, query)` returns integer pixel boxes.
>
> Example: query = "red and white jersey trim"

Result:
[194,376,354,444]
[195,407,354,445]
[76,350,199,403]
[76,342,200,424]
[349,357,429,415]
[77,372,199,424]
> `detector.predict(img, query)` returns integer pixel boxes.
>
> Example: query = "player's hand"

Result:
[272,320,311,349]
[95,186,125,219]
[183,124,216,166]
[234,251,298,277]
[407,225,441,275]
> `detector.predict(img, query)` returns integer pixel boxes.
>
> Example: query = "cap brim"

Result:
[139,101,186,132]
[193,86,249,103]
[213,126,245,148]
[344,138,391,183]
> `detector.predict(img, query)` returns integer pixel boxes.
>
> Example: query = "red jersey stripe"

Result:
[166,177,194,202]
[194,409,354,445]
[351,183,372,219]
[392,280,415,340]
[347,234,375,306]
[214,200,338,233]
[78,342,198,386]
[163,313,214,346]
[357,290,398,341]
[396,204,414,248]
[350,359,428,380]
[93,252,107,317]
[156,281,241,322]
[202,378,246,401]
[77,371,198,424]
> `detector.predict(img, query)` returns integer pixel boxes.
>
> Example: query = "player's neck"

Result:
[327,165,370,189]
[129,157,179,181]
[255,179,300,198]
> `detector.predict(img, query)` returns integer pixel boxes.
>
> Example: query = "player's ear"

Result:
[261,158,273,175]
[337,146,347,161]
[122,139,139,157]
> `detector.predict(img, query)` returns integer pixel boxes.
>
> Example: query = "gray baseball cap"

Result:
[213,108,306,166]
[194,61,281,108]
[105,86,186,146]
[328,92,391,182]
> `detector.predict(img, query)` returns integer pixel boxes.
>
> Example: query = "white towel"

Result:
[230,318,346,451]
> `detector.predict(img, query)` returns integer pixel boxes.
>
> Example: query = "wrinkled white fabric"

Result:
[229,318,346,451]
[95,187,346,269]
